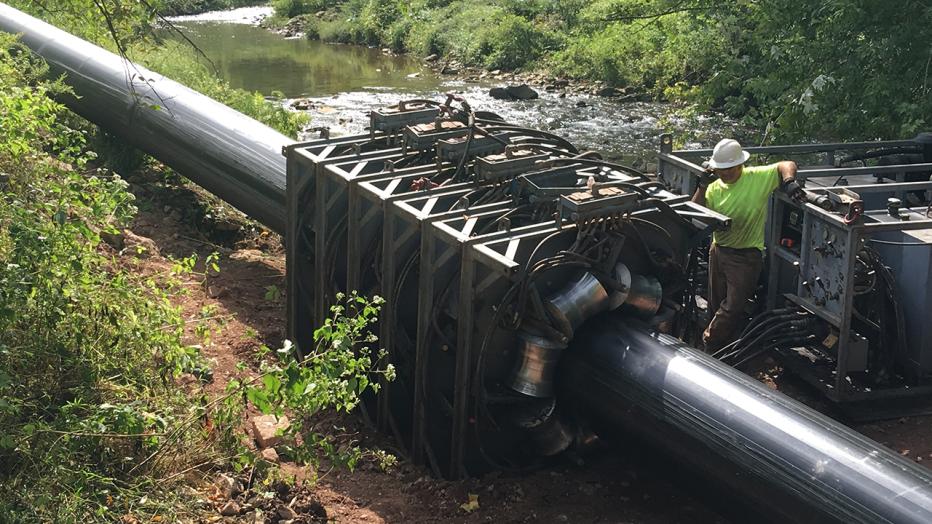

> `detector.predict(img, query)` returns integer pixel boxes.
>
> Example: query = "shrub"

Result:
[475,13,553,70]
[0,33,207,520]
[272,0,330,19]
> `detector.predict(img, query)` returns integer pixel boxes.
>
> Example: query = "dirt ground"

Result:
[119,167,932,523]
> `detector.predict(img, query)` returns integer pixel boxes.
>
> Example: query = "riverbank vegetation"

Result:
[277,0,932,142]
[0,2,392,521]
[160,0,264,16]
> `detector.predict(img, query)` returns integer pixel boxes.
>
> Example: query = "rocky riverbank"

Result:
[262,12,651,106]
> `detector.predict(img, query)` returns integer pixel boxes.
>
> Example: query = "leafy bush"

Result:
[272,0,330,19]
[0,33,210,520]
[550,6,726,89]
[238,293,396,470]
[475,13,554,70]
[304,0,552,69]
[359,0,405,45]
[0,26,374,523]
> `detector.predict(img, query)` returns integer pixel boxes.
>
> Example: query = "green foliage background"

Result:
[280,0,932,142]
[0,1,331,521]
[0,32,212,521]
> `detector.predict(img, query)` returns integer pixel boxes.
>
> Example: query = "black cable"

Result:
[733,334,811,369]
[719,320,802,363]
[477,125,579,154]
[712,310,801,359]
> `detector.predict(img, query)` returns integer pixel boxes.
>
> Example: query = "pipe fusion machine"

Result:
[283,96,932,521]
[285,96,732,478]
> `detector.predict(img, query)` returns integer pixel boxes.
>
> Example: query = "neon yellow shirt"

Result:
[704,164,779,250]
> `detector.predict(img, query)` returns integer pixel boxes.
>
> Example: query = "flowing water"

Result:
[166,7,734,164]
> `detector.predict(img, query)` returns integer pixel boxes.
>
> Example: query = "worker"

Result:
[691,138,804,351]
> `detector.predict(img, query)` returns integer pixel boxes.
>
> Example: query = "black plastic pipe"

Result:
[563,317,932,523]
[0,3,293,234]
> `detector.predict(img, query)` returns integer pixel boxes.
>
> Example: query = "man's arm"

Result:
[692,184,707,205]
[692,169,714,205]
[776,160,798,186]
[775,160,805,202]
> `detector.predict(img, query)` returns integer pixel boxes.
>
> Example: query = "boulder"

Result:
[101,230,125,250]
[277,506,298,520]
[123,230,159,257]
[290,99,312,111]
[260,447,280,463]
[219,500,240,517]
[505,84,539,100]
[215,473,243,499]
[250,414,290,448]
[489,87,512,100]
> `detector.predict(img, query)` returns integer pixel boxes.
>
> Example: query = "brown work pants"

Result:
[703,243,763,352]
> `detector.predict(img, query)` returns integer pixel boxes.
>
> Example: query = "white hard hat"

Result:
[707,138,750,169]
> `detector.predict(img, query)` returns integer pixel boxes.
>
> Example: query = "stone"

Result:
[213,219,241,232]
[219,500,240,516]
[216,473,243,499]
[101,230,125,250]
[250,414,290,448]
[596,86,621,97]
[505,84,538,100]
[277,505,298,520]
[123,230,159,258]
[575,100,588,108]
[207,285,228,299]
[294,497,327,519]
[425,54,439,62]
[489,87,512,100]
[260,447,280,463]
[291,99,312,111]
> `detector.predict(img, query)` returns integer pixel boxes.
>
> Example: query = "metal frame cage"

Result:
[284,101,729,477]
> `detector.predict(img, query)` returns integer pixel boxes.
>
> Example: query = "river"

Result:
[166,6,734,165]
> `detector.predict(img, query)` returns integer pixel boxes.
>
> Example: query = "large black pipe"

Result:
[0,3,293,234]
[564,317,932,523]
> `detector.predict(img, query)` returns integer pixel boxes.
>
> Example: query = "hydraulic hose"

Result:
[718,316,808,363]
[563,317,932,523]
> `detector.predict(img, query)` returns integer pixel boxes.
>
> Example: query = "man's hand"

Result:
[697,168,716,188]
[781,177,806,203]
